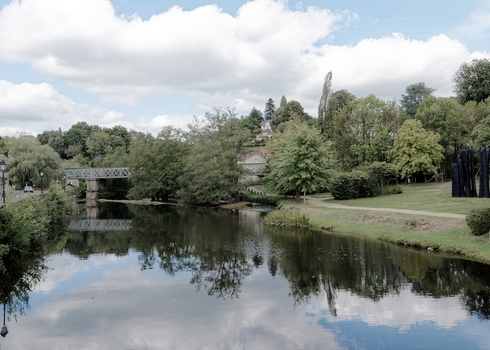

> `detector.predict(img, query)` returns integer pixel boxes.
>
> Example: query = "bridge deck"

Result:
[66,167,130,179]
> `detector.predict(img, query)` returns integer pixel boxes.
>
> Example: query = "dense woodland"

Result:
[1,58,490,204]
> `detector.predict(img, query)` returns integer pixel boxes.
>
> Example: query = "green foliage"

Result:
[382,184,404,195]
[471,103,490,146]
[240,107,264,133]
[41,185,77,228]
[415,96,466,155]
[264,98,275,121]
[400,82,435,118]
[390,119,444,179]
[329,170,377,200]
[454,58,490,105]
[264,208,311,228]
[318,71,337,139]
[263,121,332,202]
[97,178,131,200]
[179,108,251,204]
[7,137,63,187]
[0,187,75,271]
[73,180,87,199]
[333,95,406,169]
[271,100,312,130]
[239,193,279,206]
[365,161,399,193]
[128,127,189,201]
[466,208,490,236]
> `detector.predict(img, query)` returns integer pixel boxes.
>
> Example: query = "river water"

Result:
[2,202,490,349]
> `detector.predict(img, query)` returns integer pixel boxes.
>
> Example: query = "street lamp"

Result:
[61,175,66,193]
[1,303,7,338]
[40,170,44,194]
[0,159,6,203]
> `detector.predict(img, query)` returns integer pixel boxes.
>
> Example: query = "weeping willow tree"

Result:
[5,137,62,187]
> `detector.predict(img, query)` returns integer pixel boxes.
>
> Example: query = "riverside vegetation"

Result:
[261,182,490,264]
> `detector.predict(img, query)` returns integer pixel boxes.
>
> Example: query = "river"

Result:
[1,202,490,349]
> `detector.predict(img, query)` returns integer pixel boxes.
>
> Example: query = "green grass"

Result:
[323,182,489,216]
[267,181,490,263]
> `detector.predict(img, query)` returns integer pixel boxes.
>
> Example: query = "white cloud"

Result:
[0,0,351,105]
[0,0,489,136]
[0,80,129,136]
[457,0,490,40]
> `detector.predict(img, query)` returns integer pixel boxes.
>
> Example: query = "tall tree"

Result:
[280,95,287,107]
[318,71,333,137]
[263,121,332,202]
[127,127,189,201]
[37,129,66,159]
[332,94,404,168]
[454,58,490,104]
[400,82,435,118]
[390,119,444,179]
[179,108,251,204]
[264,98,276,121]
[415,96,466,161]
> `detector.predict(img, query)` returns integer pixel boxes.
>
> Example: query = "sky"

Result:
[0,0,489,137]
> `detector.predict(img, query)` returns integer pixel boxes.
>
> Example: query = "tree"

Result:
[240,107,264,133]
[454,58,490,104]
[318,71,333,137]
[179,108,251,204]
[264,98,276,121]
[63,122,100,159]
[415,96,466,161]
[390,119,444,179]
[472,115,490,146]
[7,137,63,187]
[280,95,287,107]
[263,121,332,202]
[332,94,404,169]
[127,127,189,201]
[400,82,435,118]
[37,129,66,159]
[271,100,312,130]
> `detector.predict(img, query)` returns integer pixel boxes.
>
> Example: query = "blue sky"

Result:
[0,0,489,137]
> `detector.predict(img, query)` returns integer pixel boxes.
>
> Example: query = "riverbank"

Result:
[270,182,490,264]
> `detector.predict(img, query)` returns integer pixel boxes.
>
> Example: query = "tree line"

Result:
[0,58,489,203]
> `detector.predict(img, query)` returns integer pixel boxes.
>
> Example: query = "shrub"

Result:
[329,170,377,200]
[240,193,279,206]
[383,184,404,195]
[466,208,490,236]
[263,208,310,228]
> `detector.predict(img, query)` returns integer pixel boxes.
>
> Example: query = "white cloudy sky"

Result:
[0,0,489,137]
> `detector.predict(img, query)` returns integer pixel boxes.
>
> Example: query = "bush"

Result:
[466,208,490,236]
[329,170,377,200]
[383,184,404,195]
[240,193,279,206]
[263,208,310,228]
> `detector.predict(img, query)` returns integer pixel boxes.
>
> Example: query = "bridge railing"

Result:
[66,167,130,179]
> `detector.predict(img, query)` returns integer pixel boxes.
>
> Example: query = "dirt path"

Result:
[305,197,466,219]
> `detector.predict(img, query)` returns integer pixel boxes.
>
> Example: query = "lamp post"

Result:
[40,170,44,194]
[62,175,66,192]
[0,159,6,203]
[1,303,7,338]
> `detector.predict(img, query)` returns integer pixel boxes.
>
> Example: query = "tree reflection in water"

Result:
[0,227,67,336]
[64,202,490,319]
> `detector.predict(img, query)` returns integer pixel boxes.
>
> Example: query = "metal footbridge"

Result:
[66,167,130,179]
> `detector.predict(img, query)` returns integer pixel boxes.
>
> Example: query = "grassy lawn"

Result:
[322,182,489,216]
[257,181,490,264]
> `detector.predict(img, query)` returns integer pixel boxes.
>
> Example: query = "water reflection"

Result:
[0,225,66,337]
[65,202,490,321]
